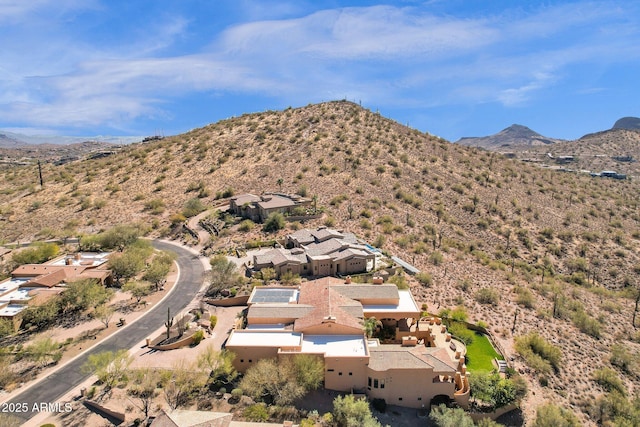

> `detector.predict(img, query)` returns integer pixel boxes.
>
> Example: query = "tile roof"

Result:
[294,278,364,332]
[248,304,314,320]
[331,284,400,301]
[12,264,111,288]
[368,345,457,373]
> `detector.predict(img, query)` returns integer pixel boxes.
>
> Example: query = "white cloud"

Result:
[1,1,639,132]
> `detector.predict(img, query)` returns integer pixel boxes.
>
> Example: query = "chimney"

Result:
[322,315,337,323]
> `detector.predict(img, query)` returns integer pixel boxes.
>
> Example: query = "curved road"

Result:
[8,240,205,423]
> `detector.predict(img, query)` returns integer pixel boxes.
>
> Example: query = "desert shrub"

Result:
[610,344,637,374]
[475,288,499,305]
[532,403,581,427]
[593,367,626,394]
[238,219,255,232]
[415,272,433,287]
[388,274,408,290]
[192,330,205,345]
[11,242,59,266]
[210,315,218,329]
[514,332,561,374]
[571,310,601,338]
[450,306,468,322]
[263,212,285,232]
[182,198,207,218]
[448,322,475,345]
[144,198,165,214]
[243,404,269,422]
[515,286,536,308]
[430,250,443,266]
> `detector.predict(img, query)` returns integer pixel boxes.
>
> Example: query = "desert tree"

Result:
[127,367,160,420]
[60,279,113,314]
[197,345,237,389]
[94,304,115,328]
[207,255,244,296]
[240,355,324,406]
[162,359,208,410]
[332,394,382,427]
[82,349,132,392]
[123,281,152,305]
[142,251,174,291]
[24,336,62,367]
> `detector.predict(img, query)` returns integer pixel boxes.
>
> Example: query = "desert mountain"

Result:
[0,133,27,149]
[613,116,640,130]
[0,101,639,425]
[456,124,563,149]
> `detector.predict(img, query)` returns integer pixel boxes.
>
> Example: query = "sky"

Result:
[1,0,639,142]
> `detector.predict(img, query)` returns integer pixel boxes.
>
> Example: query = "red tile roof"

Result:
[294,278,364,332]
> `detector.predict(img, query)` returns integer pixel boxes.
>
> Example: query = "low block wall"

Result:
[149,332,196,351]
[83,400,125,423]
[205,295,250,306]
[469,403,518,423]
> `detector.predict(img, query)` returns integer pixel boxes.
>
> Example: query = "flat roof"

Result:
[48,252,110,267]
[301,334,368,357]
[0,304,27,317]
[226,331,302,347]
[0,287,36,303]
[362,290,420,314]
[0,278,30,295]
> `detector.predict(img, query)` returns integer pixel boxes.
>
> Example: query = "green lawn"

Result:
[465,332,503,373]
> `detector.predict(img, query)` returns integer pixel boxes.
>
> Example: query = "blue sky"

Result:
[1,0,639,141]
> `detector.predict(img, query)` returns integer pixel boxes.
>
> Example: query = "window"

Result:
[349,372,353,376]
[380,380,385,389]
[374,379,379,389]
[328,369,335,372]
[417,397,422,401]
[240,359,244,363]
[398,397,403,401]
[338,372,343,376]
[248,359,252,363]
[368,377,372,387]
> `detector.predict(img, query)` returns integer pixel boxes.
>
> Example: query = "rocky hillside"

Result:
[456,124,563,150]
[1,101,639,425]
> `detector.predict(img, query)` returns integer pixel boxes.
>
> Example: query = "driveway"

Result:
[7,240,206,423]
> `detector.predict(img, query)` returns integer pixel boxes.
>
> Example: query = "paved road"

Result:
[8,240,205,422]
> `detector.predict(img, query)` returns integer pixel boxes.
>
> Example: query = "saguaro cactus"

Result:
[165,307,174,340]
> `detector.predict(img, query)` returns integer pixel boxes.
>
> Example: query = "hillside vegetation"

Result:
[1,100,639,424]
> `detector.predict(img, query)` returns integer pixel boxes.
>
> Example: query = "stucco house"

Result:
[225,277,470,409]
[229,193,312,223]
[252,227,377,278]
[0,252,112,328]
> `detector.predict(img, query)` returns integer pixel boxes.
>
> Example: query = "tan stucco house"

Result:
[252,227,377,278]
[225,277,470,409]
[229,193,311,223]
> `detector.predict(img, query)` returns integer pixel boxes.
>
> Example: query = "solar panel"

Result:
[252,289,297,303]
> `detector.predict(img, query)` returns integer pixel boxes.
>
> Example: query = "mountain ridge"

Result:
[456,124,564,149]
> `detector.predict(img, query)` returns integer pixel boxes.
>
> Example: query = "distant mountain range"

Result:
[454,117,640,177]
[456,124,564,149]
[455,117,640,150]
[0,130,143,148]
